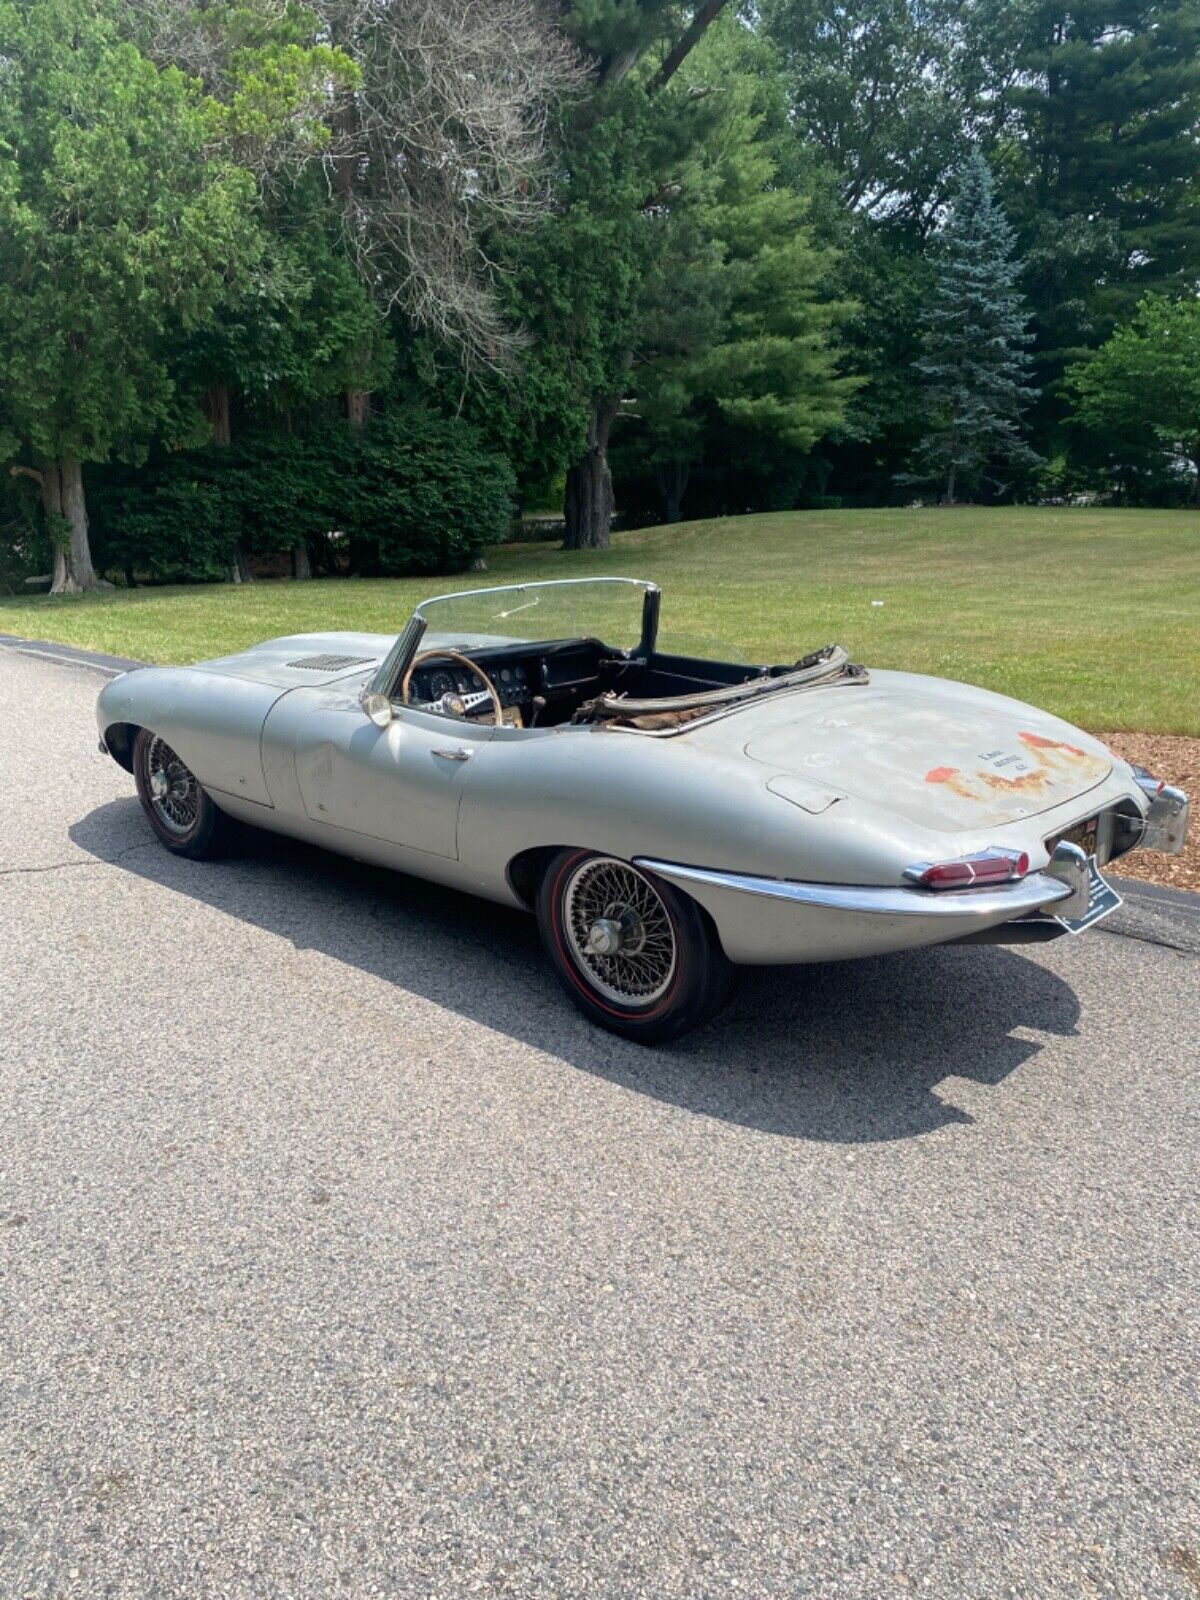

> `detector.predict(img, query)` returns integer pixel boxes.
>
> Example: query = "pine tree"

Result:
[1010,0,1200,358]
[908,151,1040,504]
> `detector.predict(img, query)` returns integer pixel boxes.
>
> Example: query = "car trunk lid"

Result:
[697,669,1114,832]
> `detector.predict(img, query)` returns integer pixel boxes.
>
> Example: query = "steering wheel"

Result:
[400,648,504,726]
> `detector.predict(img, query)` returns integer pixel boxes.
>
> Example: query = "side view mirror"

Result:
[360,688,394,728]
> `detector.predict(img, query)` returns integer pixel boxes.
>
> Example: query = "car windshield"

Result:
[415,578,651,654]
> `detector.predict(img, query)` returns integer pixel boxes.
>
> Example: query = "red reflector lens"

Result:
[910,850,1029,889]
[920,860,978,887]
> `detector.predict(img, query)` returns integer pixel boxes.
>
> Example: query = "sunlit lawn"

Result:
[3,506,1198,733]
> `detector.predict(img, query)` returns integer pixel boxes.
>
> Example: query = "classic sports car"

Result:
[96,577,1188,1042]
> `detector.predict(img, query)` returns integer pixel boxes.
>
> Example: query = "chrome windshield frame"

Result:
[366,578,660,703]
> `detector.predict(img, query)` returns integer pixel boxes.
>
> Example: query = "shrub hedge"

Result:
[90,407,515,583]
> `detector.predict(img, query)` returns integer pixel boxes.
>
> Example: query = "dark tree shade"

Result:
[1011,0,1200,369]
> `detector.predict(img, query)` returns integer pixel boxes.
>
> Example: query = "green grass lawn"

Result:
[3,506,1198,733]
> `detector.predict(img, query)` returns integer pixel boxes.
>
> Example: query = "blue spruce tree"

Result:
[909,151,1040,503]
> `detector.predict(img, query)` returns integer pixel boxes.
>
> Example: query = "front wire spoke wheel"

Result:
[562,856,677,1007]
[133,727,233,861]
[145,735,200,835]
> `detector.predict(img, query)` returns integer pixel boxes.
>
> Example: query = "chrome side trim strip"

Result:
[633,859,1074,919]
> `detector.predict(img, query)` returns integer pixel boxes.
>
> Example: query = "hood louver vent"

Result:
[286,654,376,671]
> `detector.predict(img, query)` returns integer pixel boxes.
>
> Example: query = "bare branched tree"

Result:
[134,0,582,369]
[318,0,582,368]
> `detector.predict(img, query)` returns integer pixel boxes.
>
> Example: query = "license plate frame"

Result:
[1052,853,1122,934]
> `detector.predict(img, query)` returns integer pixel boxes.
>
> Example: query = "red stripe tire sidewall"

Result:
[547,850,686,1022]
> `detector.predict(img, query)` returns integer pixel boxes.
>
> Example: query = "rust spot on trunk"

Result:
[1020,730,1087,758]
[925,735,1108,806]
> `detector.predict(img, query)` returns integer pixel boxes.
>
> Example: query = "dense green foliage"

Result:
[905,152,1040,502]
[0,0,1196,591]
[89,411,515,583]
[1069,297,1200,503]
[0,0,263,587]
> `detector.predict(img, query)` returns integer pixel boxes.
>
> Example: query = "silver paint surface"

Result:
[94,609,1158,963]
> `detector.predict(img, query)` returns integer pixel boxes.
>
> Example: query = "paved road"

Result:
[1,644,1198,1600]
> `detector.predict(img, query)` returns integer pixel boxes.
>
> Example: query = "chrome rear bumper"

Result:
[634,856,1078,964]
[1136,776,1189,856]
[635,858,1075,920]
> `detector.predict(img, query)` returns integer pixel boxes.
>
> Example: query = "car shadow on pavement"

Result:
[71,798,1083,1144]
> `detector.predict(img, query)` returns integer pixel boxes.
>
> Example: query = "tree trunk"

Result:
[41,460,106,594]
[345,388,370,427]
[202,383,232,447]
[942,460,957,506]
[563,394,621,550]
[229,543,255,584]
[199,382,249,582]
[649,0,732,92]
[292,542,312,580]
[657,460,690,524]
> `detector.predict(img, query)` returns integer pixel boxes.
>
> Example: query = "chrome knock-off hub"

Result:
[585,917,624,956]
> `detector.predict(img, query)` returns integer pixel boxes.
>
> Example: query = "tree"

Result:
[1069,296,1200,504]
[906,150,1040,504]
[316,0,580,376]
[138,0,578,404]
[996,0,1200,450]
[177,198,389,577]
[0,0,260,591]
[544,1,738,548]
[624,23,860,522]
[759,0,972,228]
[756,0,981,502]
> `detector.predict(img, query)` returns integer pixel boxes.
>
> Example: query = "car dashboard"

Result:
[405,639,620,726]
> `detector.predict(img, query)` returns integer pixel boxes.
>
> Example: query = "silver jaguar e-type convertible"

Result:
[96,577,1188,1041]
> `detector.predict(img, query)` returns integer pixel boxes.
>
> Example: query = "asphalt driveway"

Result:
[1,643,1198,1599]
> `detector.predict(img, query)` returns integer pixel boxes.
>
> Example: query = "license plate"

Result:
[1053,855,1122,934]
[1053,814,1100,858]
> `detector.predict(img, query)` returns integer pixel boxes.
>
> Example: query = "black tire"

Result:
[536,849,736,1044]
[133,727,234,860]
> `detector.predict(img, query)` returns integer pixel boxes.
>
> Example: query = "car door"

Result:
[293,698,495,859]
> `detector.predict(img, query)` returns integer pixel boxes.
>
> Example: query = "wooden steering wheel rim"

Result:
[400,648,504,727]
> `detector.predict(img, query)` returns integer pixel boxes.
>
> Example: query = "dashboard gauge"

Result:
[500,669,512,683]
[427,668,457,700]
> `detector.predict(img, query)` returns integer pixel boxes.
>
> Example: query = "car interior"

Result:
[402,635,859,731]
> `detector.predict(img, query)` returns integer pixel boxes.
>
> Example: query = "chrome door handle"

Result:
[433,747,473,761]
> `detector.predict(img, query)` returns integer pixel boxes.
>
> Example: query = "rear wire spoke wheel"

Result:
[563,856,677,1005]
[538,849,736,1044]
[133,728,234,859]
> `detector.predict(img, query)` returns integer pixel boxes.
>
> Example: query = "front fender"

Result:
[96,667,278,807]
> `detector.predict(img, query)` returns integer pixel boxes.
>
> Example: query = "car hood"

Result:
[191,631,395,689]
[691,668,1114,832]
